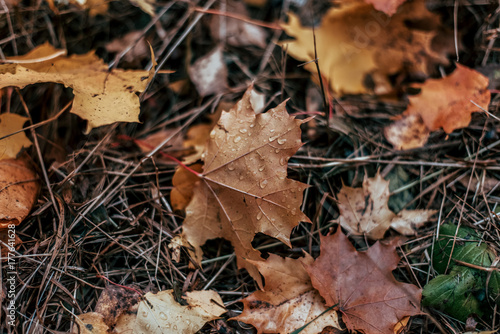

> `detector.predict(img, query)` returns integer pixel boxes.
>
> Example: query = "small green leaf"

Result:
[423,266,484,321]
[432,224,495,274]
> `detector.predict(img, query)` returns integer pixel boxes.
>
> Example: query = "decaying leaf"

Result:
[171,164,203,212]
[281,0,449,95]
[337,172,436,239]
[233,254,340,334]
[364,0,406,16]
[0,42,155,133]
[0,113,32,161]
[385,64,491,149]
[73,289,225,334]
[181,87,311,285]
[188,46,228,96]
[116,290,226,333]
[47,0,108,16]
[168,235,192,262]
[0,158,40,228]
[129,0,155,16]
[305,229,422,334]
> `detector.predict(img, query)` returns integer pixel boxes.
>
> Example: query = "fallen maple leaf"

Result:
[0,42,156,133]
[385,64,491,149]
[337,172,436,239]
[305,229,422,334]
[281,0,449,95]
[0,113,32,161]
[233,254,340,334]
[0,158,40,228]
[181,87,311,285]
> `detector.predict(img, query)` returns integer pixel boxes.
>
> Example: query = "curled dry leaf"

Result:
[0,158,40,228]
[0,113,32,161]
[305,229,422,334]
[385,64,491,150]
[0,42,156,133]
[233,254,340,334]
[281,0,449,95]
[181,87,311,286]
[337,172,436,239]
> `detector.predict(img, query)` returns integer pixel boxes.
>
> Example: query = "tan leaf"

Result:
[0,159,40,228]
[129,0,156,16]
[181,87,311,286]
[305,229,422,334]
[71,312,109,334]
[280,0,448,95]
[115,290,226,333]
[0,42,155,133]
[0,113,32,161]
[170,164,203,212]
[385,64,490,149]
[337,172,436,239]
[233,254,340,334]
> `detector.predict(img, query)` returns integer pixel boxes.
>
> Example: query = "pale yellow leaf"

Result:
[0,113,31,161]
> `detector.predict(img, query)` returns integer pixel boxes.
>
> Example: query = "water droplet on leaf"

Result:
[259,179,268,189]
[234,136,242,143]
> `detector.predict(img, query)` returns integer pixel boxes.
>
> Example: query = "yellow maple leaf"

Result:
[0,42,155,133]
[281,0,449,95]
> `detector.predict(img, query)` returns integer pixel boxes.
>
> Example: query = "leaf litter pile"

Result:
[1,1,500,333]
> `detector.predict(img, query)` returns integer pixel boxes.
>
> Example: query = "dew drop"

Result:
[239,128,248,134]
[269,135,279,142]
[280,157,289,165]
[249,123,255,128]
[239,175,244,180]
[209,130,216,138]
[146,324,151,330]
[201,152,206,159]
[142,311,148,318]
[275,149,280,153]
[165,324,171,329]
[159,312,168,320]
[270,129,275,133]
[277,138,287,145]
[232,148,236,152]
[234,136,242,143]
[258,166,265,172]
[238,119,244,124]
[256,211,263,220]
[173,325,178,330]
[259,179,268,189]
[227,162,235,171]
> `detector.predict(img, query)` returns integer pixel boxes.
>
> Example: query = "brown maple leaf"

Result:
[232,254,340,334]
[337,172,436,239]
[305,229,422,334]
[181,87,311,285]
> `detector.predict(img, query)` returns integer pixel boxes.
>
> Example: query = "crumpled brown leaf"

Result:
[305,229,422,334]
[337,172,436,239]
[385,64,491,150]
[281,0,449,95]
[0,42,156,133]
[233,254,340,334]
[181,87,311,286]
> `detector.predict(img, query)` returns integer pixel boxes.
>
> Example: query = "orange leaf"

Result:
[385,64,490,149]
[170,164,203,212]
[181,87,311,286]
[305,229,422,334]
[233,254,340,334]
[0,158,40,228]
